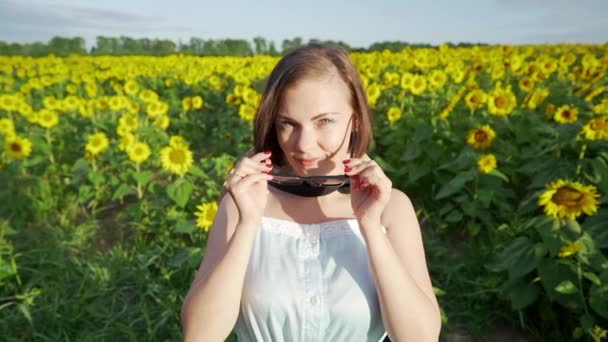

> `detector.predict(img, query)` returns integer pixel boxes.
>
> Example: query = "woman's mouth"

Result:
[295,156,324,167]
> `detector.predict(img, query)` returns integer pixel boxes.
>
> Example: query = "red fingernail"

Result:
[264,151,271,154]
[262,171,269,174]
[345,166,351,172]
[343,159,350,164]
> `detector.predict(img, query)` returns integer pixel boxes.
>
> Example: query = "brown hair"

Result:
[253,43,374,166]
[219,43,373,200]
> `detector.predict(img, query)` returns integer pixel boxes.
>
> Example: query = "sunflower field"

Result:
[1,44,607,341]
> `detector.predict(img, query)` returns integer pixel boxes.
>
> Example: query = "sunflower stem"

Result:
[135,162,143,200]
[44,129,55,164]
[577,260,590,316]
[575,143,587,178]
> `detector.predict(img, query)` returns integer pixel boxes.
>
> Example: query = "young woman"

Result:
[181,43,441,342]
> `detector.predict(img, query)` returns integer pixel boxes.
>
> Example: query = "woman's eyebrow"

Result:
[276,112,341,121]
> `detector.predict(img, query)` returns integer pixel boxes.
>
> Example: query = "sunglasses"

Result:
[268,114,355,188]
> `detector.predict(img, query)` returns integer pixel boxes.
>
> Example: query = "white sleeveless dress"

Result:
[234,216,388,342]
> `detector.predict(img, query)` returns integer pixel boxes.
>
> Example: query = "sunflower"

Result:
[526,88,550,110]
[194,201,218,232]
[139,89,159,103]
[464,89,487,110]
[169,135,189,148]
[160,144,193,176]
[127,141,151,164]
[410,75,427,95]
[181,97,192,111]
[487,84,517,116]
[37,109,59,129]
[554,105,578,124]
[518,77,534,92]
[238,104,256,122]
[365,83,381,106]
[400,73,414,90]
[581,116,608,140]
[477,154,497,174]
[124,80,139,96]
[538,179,601,220]
[467,125,496,149]
[5,136,32,159]
[191,96,204,109]
[153,115,170,130]
[0,118,15,136]
[592,99,608,115]
[118,133,136,151]
[429,69,447,89]
[85,132,110,156]
[387,106,402,124]
[225,93,241,106]
[558,242,582,258]
[118,113,139,132]
[584,86,605,103]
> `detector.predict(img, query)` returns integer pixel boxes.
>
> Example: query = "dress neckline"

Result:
[261,216,358,227]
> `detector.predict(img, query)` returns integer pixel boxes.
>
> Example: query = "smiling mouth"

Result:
[295,157,323,165]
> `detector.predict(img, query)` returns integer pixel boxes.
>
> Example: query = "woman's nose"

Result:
[294,129,316,152]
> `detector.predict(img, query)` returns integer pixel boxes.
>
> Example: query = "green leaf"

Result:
[112,184,135,201]
[507,281,540,310]
[538,258,580,309]
[565,219,581,234]
[167,179,193,208]
[445,209,463,223]
[434,171,474,200]
[189,165,207,179]
[486,236,537,280]
[401,144,422,161]
[583,272,602,286]
[580,313,595,331]
[589,270,608,319]
[87,171,105,187]
[78,185,94,203]
[174,220,197,234]
[488,169,509,182]
[554,280,578,294]
[133,171,151,186]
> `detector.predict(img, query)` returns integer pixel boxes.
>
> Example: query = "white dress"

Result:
[234,216,388,342]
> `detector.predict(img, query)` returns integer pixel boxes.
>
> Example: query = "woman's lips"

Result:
[295,157,323,166]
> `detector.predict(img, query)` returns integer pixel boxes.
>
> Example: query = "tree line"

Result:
[0,35,486,57]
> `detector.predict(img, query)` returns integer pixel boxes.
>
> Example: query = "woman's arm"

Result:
[359,189,441,342]
[181,193,259,342]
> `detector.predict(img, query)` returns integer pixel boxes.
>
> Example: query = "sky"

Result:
[0,0,607,49]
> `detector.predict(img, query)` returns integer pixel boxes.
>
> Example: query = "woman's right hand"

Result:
[224,151,274,224]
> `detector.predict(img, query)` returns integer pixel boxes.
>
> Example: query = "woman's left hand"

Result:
[343,155,392,225]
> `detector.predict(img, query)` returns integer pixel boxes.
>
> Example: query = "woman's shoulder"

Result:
[382,188,416,230]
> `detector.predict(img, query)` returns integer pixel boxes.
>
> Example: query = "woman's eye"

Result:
[277,121,292,128]
[319,118,334,125]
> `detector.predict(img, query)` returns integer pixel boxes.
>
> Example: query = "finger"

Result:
[353,167,392,190]
[344,159,376,176]
[234,158,273,176]
[232,172,274,188]
[250,151,273,163]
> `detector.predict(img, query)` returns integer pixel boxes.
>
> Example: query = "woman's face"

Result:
[275,73,355,177]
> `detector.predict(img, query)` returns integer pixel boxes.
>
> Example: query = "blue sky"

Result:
[1,0,607,49]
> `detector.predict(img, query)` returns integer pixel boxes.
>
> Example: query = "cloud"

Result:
[0,0,190,43]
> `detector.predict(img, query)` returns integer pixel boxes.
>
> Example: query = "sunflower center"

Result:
[475,131,488,142]
[551,186,583,207]
[562,110,571,118]
[494,96,507,108]
[91,137,102,147]
[471,95,480,103]
[10,142,22,152]
[169,149,186,163]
